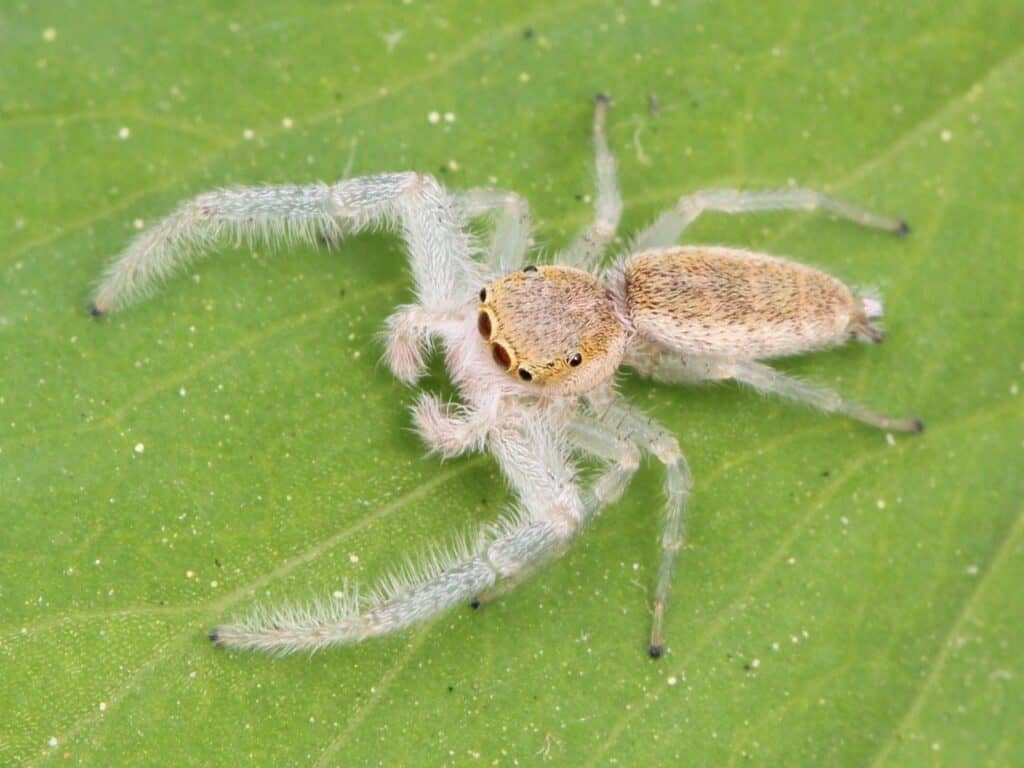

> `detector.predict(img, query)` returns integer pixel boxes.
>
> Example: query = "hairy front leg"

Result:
[473,413,645,608]
[92,172,481,315]
[210,414,589,654]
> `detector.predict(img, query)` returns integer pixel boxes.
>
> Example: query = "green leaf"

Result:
[2,2,1021,765]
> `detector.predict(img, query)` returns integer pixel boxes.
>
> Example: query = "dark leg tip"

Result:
[469,598,481,610]
[648,643,664,659]
[207,629,221,644]
[896,219,911,236]
[88,302,106,318]
[595,92,611,106]
[911,418,925,434]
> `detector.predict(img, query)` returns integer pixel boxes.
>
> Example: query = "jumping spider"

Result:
[91,95,922,657]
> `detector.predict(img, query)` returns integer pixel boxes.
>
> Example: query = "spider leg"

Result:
[588,393,692,657]
[624,341,736,384]
[473,412,645,607]
[560,94,622,270]
[456,188,532,273]
[633,187,908,252]
[470,412,590,605]
[566,415,642,513]
[627,344,923,433]
[92,173,481,315]
[210,515,583,655]
[729,360,924,433]
[209,411,591,654]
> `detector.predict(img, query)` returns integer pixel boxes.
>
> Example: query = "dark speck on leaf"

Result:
[522,27,534,39]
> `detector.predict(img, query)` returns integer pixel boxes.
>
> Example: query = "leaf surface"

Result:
[1,2,1021,765]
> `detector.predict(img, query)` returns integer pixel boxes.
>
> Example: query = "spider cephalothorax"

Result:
[91,95,921,658]
[477,265,627,395]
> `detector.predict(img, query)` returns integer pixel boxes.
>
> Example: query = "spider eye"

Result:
[518,367,533,381]
[522,265,538,273]
[479,287,487,301]
[492,343,511,369]
[568,353,583,367]
[477,311,492,339]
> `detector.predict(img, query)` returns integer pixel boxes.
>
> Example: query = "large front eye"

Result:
[477,311,492,339]
[568,353,582,367]
[492,342,511,369]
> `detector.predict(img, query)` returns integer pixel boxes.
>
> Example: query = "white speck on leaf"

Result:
[381,30,404,53]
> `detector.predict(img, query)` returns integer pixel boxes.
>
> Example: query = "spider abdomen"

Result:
[624,246,878,359]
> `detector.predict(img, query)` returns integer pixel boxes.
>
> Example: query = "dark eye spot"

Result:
[477,311,492,339]
[522,265,538,273]
[479,287,487,301]
[492,343,511,369]
[518,368,533,381]
[568,353,582,367]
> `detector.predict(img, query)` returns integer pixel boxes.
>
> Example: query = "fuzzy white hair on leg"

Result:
[210,529,492,655]
[91,184,342,315]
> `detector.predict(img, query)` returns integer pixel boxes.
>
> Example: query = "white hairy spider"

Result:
[91,95,922,657]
